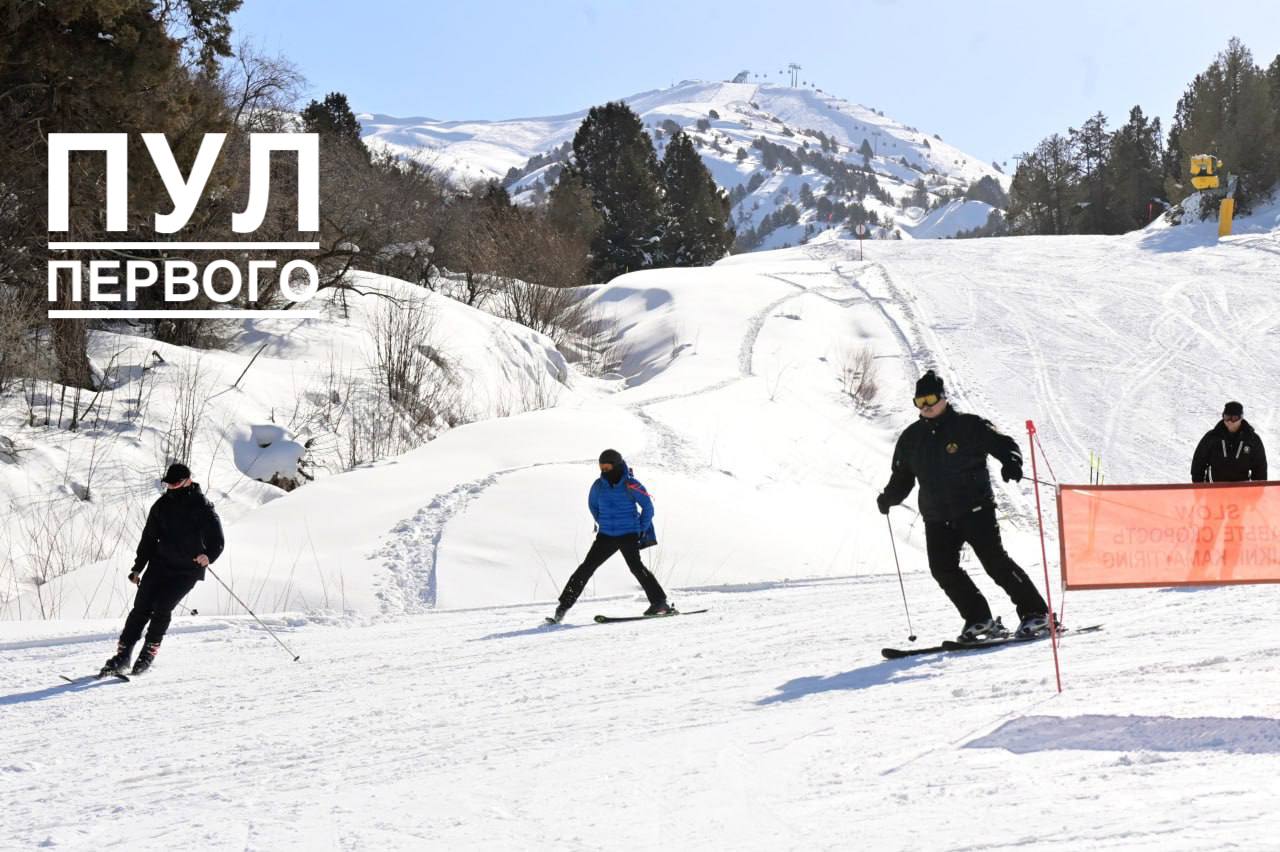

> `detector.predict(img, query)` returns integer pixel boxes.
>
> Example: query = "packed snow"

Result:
[2,199,1279,848]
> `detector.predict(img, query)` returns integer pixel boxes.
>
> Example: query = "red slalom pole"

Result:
[1026,420,1063,693]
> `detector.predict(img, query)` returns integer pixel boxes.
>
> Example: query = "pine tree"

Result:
[1166,39,1276,209]
[302,92,364,147]
[571,102,665,281]
[659,132,734,267]
[1069,112,1121,233]
[909,178,929,209]
[1007,134,1077,235]
[1106,106,1164,229]
[963,176,1009,208]
[1268,55,1280,185]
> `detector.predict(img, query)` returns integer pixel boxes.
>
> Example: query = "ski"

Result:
[881,643,950,659]
[883,625,1102,659]
[594,609,708,624]
[60,672,130,684]
[940,624,1103,652]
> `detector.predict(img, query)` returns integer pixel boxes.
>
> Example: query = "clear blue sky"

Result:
[230,0,1280,167]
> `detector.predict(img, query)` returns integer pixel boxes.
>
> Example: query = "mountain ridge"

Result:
[359,78,1009,246]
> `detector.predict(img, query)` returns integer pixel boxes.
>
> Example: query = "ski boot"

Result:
[1014,613,1053,640]
[131,642,160,675]
[101,642,134,677]
[546,606,567,625]
[956,617,1007,644]
[643,601,675,617]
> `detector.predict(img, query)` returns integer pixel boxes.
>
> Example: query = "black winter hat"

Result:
[598,449,624,467]
[914,370,945,398]
[161,462,191,484]
[1223,401,1243,417]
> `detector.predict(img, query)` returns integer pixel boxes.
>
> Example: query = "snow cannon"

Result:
[1189,154,1222,191]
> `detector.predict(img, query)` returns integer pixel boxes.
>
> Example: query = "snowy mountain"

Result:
[360,79,1009,246]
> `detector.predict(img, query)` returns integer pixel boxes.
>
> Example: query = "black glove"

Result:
[875,493,892,515]
[1001,462,1023,483]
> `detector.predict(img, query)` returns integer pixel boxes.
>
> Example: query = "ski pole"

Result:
[206,566,301,661]
[885,513,917,642]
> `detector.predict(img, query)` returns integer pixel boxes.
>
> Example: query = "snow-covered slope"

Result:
[361,79,1008,245]
[0,275,567,619]
[9,202,1280,626]
[5,571,1280,849]
[901,197,998,238]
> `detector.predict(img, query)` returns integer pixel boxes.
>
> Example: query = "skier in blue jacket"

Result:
[549,449,671,622]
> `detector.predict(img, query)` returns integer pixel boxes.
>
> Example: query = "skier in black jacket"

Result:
[102,463,224,675]
[876,370,1049,643]
[1191,401,1267,483]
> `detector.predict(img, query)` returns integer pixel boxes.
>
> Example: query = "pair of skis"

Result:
[881,624,1103,659]
[545,609,709,625]
[594,608,708,624]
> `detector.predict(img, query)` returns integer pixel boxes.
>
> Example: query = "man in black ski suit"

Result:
[1191,401,1267,483]
[876,370,1049,642]
[103,463,224,675]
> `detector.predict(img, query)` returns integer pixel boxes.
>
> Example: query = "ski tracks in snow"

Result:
[375,474,500,612]
[374,461,592,614]
[630,270,855,472]
[374,259,914,610]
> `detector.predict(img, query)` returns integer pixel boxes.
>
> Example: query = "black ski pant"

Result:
[924,505,1047,625]
[558,533,666,610]
[119,570,199,647]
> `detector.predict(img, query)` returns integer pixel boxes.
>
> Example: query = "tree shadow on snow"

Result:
[966,714,1280,755]
[0,677,126,706]
[755,658,937,706]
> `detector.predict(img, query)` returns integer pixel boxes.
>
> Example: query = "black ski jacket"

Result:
[880,405,1022,523]
[132,483,224,579]
[1191,420,1267,483]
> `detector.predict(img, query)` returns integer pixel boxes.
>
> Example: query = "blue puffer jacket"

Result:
[589,462,655,538]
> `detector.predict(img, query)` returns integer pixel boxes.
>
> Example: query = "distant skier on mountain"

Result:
[101,463,224,676]
[548,449,671,623]
[1191,401,1267,483]
[875,370,1050,643]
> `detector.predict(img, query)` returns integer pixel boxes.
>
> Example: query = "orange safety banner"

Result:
[1059,482,1280,589]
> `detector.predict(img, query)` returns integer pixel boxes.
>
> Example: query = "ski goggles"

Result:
[913,392,943,409]
[1224,415,1242,423]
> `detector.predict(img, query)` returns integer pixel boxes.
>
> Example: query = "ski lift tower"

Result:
[1190,154,1235,237]
[788,63,802,87]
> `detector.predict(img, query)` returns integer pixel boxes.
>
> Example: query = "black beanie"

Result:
[914,370,944,398]
[1223,401,1243,417]
[599,449,624,467]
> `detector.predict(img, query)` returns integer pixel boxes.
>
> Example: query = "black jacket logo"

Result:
[946,442,959,454]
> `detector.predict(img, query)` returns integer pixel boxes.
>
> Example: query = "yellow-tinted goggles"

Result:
[913,393,942,409]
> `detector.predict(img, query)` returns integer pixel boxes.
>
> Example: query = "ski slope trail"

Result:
[4,574,1280,849]
[860,229,1280,487]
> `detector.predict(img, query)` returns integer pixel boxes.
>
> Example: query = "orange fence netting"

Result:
[1059,482,1280,589]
